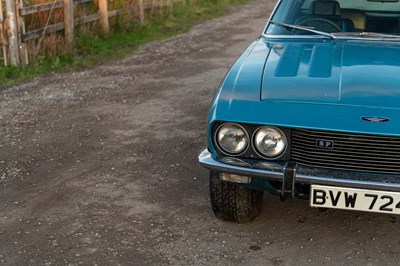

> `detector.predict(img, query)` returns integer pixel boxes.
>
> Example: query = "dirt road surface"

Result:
[1,0,399,265]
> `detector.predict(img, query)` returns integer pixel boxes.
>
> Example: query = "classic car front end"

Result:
[199,0,400,222]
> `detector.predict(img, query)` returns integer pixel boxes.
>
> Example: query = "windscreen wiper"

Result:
[332,32,400,41]
[270,21,336,39]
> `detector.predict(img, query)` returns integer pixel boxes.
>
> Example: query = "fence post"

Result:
[5,0,20,66]
[98,0,109,32]
[167,0,173,13]
[138,0,144,23]
[0,0,9,66]
[17,0,28,65]
[63,0,74,48]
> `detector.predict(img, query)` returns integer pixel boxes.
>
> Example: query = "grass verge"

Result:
[0,0,250,87]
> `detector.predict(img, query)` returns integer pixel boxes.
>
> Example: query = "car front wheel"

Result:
[209,171,264,223]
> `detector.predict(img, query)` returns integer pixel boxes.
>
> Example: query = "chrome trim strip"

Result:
[263,0,283,34]
[199,149,400,192]
[261,34,400,42]
[262,34,330,40]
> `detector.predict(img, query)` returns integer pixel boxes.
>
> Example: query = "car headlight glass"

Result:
[254,127,287,158]
[216,123,248,155]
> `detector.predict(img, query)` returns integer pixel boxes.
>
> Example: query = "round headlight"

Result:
[216,123,249,155]
[253,127,287,158]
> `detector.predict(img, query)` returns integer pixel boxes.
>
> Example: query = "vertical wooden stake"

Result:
[98,0,109,32]
[63,0,74,49]
[138,0,144,23]
[5,0,19,66]
[0,0,9,66]
[167,0,173,13]
[16,0,28,65]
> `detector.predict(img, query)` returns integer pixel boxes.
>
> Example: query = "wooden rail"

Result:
[22,7,136,41]
[0,0,177,66]
[20,0,92,16]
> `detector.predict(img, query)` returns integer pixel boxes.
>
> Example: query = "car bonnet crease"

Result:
[261,40,400,109]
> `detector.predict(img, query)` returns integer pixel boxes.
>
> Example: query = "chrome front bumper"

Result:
[199,149,400,194]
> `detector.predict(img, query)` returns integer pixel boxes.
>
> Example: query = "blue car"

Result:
[199,0,400,222]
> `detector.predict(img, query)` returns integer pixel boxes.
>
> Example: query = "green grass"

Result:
[0,0,249,87]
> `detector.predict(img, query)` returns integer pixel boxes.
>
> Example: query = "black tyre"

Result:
[210,171,264,223]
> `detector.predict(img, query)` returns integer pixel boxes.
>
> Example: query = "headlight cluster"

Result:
[215,123,287,159]
[216,123,249,155]
[253,127,287,158]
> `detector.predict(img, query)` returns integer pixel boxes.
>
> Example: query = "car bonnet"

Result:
[261,39,400,109]
[210,38,400,136]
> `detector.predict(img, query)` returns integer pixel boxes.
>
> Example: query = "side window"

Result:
[301,0,314,12]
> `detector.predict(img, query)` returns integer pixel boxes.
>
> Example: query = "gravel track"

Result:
[1,0,399,265]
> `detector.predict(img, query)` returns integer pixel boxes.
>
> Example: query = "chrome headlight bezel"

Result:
[252,126,288,159]
[214,123,249,156]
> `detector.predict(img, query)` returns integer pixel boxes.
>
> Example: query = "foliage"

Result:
[0,0,250,87]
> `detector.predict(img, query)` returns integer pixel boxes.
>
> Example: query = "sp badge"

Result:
[316,139,334,149]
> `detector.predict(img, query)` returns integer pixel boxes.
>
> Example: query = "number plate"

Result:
[310,185,400,215]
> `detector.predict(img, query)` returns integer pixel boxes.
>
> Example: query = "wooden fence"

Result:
[0,0,175,66]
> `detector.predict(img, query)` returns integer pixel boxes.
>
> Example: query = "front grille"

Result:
[291,129,400,175]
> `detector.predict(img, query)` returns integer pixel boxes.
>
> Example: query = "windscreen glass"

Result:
[266,0,400,35]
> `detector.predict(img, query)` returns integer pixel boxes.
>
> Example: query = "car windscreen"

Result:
[266,0,400,36]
